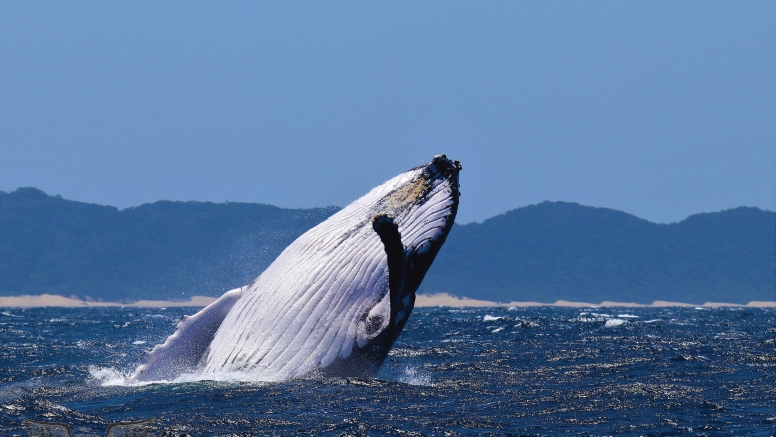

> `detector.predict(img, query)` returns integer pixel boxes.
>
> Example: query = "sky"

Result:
[1,2,774,224]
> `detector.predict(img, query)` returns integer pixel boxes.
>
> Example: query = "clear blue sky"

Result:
[1,2,774,224]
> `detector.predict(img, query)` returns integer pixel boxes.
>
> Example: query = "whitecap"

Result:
[576,317,604,323]
[492,327,504,333]
[604,318,627,328]
[132,340,146,345]
[514,319,539,328]
[617,314,639,318]
[483,315,502,322]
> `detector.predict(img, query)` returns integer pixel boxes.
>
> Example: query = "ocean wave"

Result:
[604,318,627,327]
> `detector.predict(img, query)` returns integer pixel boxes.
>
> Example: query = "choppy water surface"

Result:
[1,306,774,436]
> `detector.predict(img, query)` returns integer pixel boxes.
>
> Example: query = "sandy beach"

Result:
[0,293,773,308]
[414,293,776,308]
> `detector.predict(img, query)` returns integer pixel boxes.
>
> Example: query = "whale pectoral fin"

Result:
[371,214,406,326]
[126,286,245,383]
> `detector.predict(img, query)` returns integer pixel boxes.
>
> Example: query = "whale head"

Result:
[402,155,461,294]
[381,155,461,314]
[365,154,461,292]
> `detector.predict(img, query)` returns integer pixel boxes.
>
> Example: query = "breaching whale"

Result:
[128,155,461,382]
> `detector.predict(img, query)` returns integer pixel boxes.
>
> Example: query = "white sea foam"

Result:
[492,327,504,333]
[398,365,433,386]
[576,317,604,323]
[172,371,277,384]
[617,314,639,318]
[604,318,627,328]
[132,340,146,345]
[92,365,280,387]
[483,315,502,322]
[38,400,73,413]
[89,366,132,386]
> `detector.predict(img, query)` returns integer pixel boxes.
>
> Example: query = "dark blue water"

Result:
[1,306,774,436]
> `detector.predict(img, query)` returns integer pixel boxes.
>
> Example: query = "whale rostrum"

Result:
[128,155,461,382]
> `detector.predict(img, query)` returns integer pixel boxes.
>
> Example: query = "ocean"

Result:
[1,306,774,436]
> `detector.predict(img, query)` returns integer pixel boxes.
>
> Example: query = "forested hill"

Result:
[420,202,775,304]
[1,188,773,304]
[0,188,338,301]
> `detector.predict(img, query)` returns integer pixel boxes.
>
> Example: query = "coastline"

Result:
[414,293,776,308]
[0,292,774,308]
[0,294,218,308]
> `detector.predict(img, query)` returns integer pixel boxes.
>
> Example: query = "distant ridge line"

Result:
[1,188,773,304]
[1,293,775,308]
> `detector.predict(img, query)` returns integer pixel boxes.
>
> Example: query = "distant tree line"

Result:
[0,187,337,301]
[1,188,773,304]
[423,201,775,304]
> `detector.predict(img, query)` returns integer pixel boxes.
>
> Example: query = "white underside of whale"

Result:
[129,163,457,383]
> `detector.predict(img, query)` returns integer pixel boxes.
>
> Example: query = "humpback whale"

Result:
[128,155,461,382]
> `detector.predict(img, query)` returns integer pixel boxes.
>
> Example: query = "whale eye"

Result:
[413,239,432,256]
